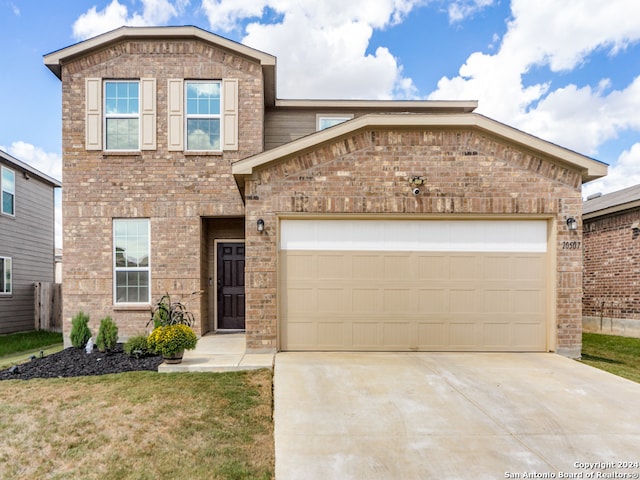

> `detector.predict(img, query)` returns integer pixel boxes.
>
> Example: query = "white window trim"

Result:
[0,256,11,295]
[104,80,141,152]
[184,80,223,152]
[113,219,151,305]
[1,166,15,217]
[316,114,354,131]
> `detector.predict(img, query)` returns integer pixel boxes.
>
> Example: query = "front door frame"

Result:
[213,239,246,331]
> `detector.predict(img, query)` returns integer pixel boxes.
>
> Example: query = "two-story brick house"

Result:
[0,149,61,334]
[45,26,606,356]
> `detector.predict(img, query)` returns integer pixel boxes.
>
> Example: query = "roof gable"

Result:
[233,113,607,184]
[44,25,277,106]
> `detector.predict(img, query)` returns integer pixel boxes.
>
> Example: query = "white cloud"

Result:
[448,0,497,23]
[10,2,20,15]
[429,0,640,158]
[201,0,422,99]
[582,143,640,198]
[72,0,187,40]
[200,0,269,32]
[2,141,62,181]
[1,142,63,248]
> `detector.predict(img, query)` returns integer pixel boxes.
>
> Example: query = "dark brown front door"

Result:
[217,242,245,330]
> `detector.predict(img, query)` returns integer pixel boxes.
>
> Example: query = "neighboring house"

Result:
[44,26,606,356]
[583,185,640,337]
[0,149,61,334]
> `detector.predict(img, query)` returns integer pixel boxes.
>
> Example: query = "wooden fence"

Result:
[34,282,62,332]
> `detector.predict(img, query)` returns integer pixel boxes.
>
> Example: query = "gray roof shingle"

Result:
[583,184,640,216]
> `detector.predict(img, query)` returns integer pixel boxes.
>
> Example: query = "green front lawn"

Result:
[580,332,640,383]
[0,331,64,368]
[0,370,274,479]
[0,330,63,357]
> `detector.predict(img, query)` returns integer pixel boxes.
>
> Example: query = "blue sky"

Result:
[1,0,640,247]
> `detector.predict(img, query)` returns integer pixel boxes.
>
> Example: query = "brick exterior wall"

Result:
[60,39,263,342]
[583,208,640,321]
[244,129,584,356]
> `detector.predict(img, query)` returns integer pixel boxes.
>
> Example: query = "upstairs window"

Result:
[105,81,140,151]
[317,114,353,131]
[186,81,221,151]
[114,219,150,304]
[0,257,11,294]
[1,166,15,216]
[167,78,237,152]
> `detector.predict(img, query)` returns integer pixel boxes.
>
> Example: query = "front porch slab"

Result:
[158,333,274,372]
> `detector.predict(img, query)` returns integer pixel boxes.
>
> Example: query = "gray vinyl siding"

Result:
[0,159,57,334]
[265,110,368,150]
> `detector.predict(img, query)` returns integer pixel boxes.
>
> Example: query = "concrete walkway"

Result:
[158,332,274,372]
[274,352,640,480]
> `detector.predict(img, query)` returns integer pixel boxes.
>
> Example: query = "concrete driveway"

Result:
[274,352,640,480]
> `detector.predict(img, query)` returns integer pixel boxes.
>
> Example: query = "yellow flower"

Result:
[148,324,197,356]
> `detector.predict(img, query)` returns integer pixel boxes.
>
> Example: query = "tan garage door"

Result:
[279,219,549,352]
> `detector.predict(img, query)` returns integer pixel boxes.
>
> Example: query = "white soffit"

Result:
[280,219,547,253]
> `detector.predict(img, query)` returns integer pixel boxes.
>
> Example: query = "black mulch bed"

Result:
[0,344,163,381]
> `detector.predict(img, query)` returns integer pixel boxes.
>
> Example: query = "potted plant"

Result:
[147,293,198,363]
[147,323,197,363]
[148,293,195,328]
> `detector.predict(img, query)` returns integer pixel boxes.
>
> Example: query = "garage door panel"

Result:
[418,323,448,347]
[317,288,348,312]
[450,256,479,280]
[280,220,549,352]
[482,323,511,347]
[318,254,348,279]
[484,290,512,313]
[450,289,478,313]
[514,290,544,313]
[317,323,346,347]
[513,323,545,348]
[283,254,315,280]
[285,321,317,347]
[382,323,413,348]
[384,255,412,280]
[484,256,512,280]
[449,323,477,346]
[514,256,544,280]
[419,289,448,313]
[352,289,382,313]
[352,255,383,279]
[418,255,449,280]
[383,289,414,313]
[352,322,380,347]
[285,288,316,312]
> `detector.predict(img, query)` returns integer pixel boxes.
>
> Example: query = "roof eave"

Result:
[0,149,62,187]
[273,99,478,113]
[583,200,640,220]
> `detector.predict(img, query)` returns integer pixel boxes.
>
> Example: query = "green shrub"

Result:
[124,335,151,358]
[96,316,118,352]
[70,311,92,349]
